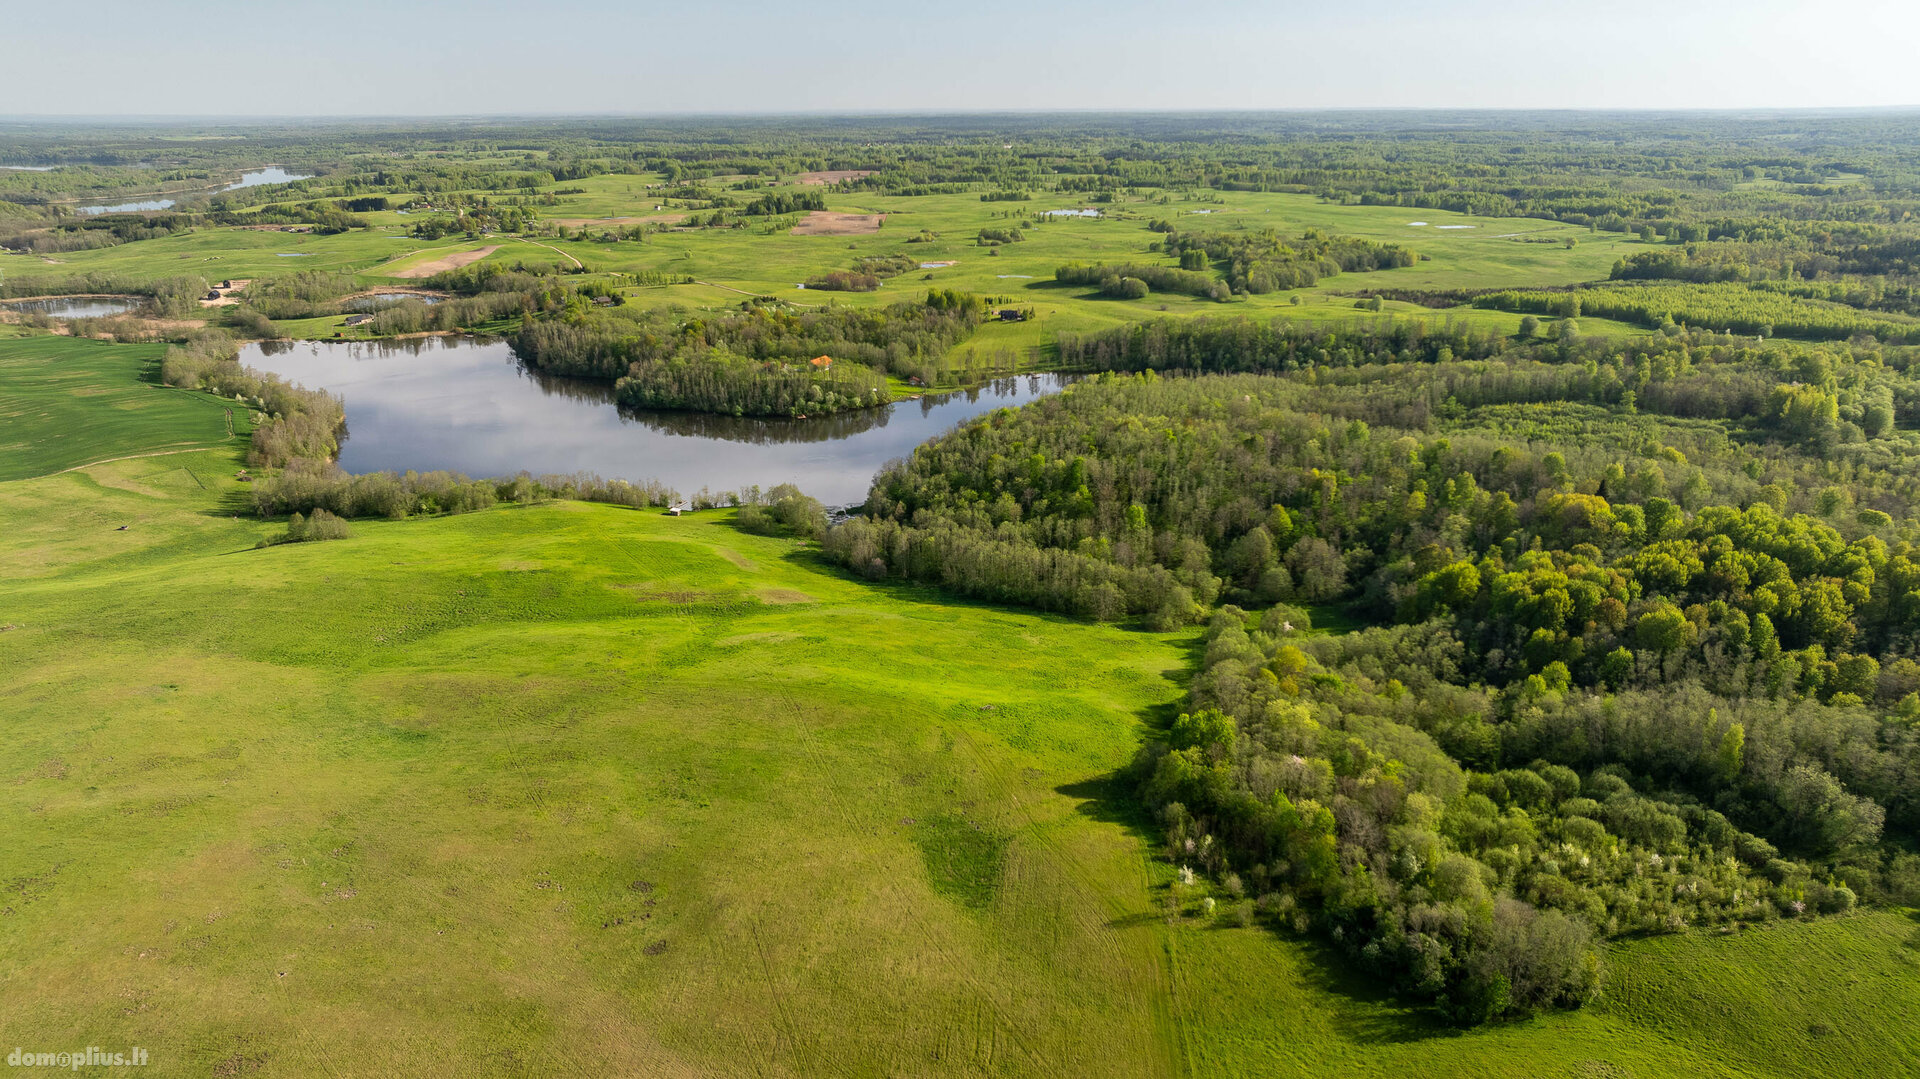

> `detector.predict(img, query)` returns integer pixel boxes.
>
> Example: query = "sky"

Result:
[6,0,1920,116]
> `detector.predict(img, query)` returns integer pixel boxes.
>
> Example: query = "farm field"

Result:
[1,340,1915,1077]
[0,335,246,481]
[3,179,1651,347]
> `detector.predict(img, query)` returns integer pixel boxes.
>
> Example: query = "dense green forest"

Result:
[825,324,1920,1021]
[509,289,985,415]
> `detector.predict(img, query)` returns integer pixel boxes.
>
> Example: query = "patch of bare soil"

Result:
[199,278,253,308]
[796,170,876,185]
[789,212,885,236]
[715,548,757,571]
[758,589,816,605]
[391,245,501,279]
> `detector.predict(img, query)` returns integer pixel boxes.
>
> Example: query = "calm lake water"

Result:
[76,198,175,215]
[242,336,1071,505]
[73,166,312,214]
[224,166,312,190]
[2,296,138,318]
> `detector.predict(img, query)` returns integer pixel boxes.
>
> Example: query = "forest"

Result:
[825,323,1920,1021]
[508,289,987,415]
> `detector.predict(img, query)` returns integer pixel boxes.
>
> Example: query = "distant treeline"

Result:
[743,190,826,216]
[250,461,677,519]
[1473,282,1920,342]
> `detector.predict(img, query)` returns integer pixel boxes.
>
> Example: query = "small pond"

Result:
[2,295,139,318]
[75,198,175,215]
[224,167,313,190]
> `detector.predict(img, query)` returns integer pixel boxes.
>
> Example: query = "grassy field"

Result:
[0,335,246,481]
[3,177,1651,351]
[2,339,1916,1077]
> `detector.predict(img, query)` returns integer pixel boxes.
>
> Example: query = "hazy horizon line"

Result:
[4,104,1920,124]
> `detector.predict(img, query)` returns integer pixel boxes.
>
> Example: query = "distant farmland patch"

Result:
[388,244,500,279]
[790,212,885,236]
[795,170,875,185]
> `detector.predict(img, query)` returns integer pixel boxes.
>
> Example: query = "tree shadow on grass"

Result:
[1283,933,1466,1046]
[1058,766,1462,1046]
[769,542,1163,631]
[198,477,260,521]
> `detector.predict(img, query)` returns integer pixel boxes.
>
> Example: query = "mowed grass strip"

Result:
[0,336,244,481]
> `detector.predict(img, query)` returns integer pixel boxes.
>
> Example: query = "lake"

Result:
[76,199,175,215]
[224,166,312,190]
[2,296,138,318]
[242,336,1072,505]
[73,166,313,214]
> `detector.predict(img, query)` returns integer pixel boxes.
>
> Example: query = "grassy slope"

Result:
[1168,910,1920,1078]
[0,449,1194,1076]
[3,345,1917,1077]
[0,335,247,481]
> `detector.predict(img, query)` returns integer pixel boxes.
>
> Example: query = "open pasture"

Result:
[4,173,1653,350]
[0,335,245,481]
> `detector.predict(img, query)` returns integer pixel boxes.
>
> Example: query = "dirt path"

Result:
[391,244,502,279]
[693,280,817,308]
[515,238,583,268]
[796,170,876,185]
[47,443,228,478]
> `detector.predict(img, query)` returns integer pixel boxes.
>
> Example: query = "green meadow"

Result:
[3,177,1651,346]
[1,338,1915,1077]
[0,335,246,482]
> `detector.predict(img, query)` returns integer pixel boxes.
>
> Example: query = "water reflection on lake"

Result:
[72,166,313,214]
[2,296,139,318]
[346,293,444,312]
[243,336,1072,505]
[76,199,175,215]
[225,167,312,190]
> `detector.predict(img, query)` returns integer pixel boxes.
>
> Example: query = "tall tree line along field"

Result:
[4,113,1920,1076]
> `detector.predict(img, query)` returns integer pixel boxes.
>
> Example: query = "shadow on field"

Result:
[1053,620,1463,1048]
[200,481,258,521]
[1059,764,1460,1045]
[1285,936,1462,1045]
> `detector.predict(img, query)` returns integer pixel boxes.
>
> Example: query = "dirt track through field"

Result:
[796,170,876,185]
[516,238,583,268]
[391,245,502,279]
